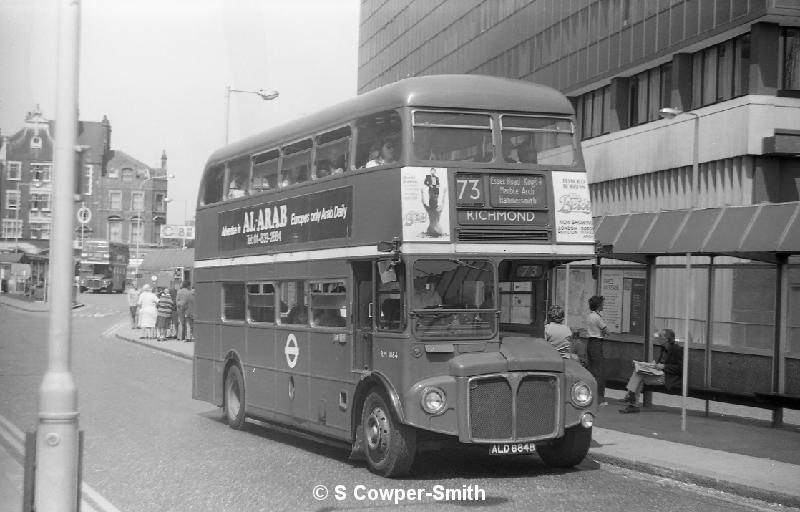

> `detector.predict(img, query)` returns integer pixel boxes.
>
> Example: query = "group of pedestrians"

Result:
[544,295,682,411]
[126,280,195,342]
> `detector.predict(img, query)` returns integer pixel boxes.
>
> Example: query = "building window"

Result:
[5,191,19,210]
[84,165,94,195]
[734,34,750,97]
[121,168,134,182]
[155,193,167,211]
[783,28,800,90]
[30,136,42,150]
[30,222,51,240]
[108,167,119,178]
[6,162,21,180]
[31,163,52,182]
[1,219,22,239]
[108,218,122,242]
[132,191,144,212]
[130,219,143,245]
[31,193,51,211]
[109,191,122,210]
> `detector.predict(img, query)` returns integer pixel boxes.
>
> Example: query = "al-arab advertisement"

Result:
[552,171,594,243]
[401,167,450,242]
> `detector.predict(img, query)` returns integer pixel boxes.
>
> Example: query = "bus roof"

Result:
[204,74,573,167]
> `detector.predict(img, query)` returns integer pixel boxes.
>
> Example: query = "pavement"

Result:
[2,292,800,510]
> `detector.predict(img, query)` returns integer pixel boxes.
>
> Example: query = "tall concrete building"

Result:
[358,1,800,394]
[359,0,800,215]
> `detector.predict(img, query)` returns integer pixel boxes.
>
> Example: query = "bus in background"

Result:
[77,239,129,293]
[192,75,598,477]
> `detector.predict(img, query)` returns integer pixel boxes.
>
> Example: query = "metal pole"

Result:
[224,85,231,145]
[682,253,692,432]
[35,0,81,509]
[691,114,699,208]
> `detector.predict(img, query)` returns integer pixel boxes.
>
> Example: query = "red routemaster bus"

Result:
[192,75,598,477]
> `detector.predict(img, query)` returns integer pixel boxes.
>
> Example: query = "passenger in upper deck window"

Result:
[227,177,246,199]
[366,137,397,167]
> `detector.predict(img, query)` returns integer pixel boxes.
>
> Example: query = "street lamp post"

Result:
[658,106,700,433]
[224,86,279,144]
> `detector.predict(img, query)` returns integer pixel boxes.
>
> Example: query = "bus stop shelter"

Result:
[593,201,800,427]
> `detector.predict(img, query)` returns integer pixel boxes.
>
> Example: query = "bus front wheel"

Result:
[361,390,416,477]
[536,425,592,468]
[224,365,246,429]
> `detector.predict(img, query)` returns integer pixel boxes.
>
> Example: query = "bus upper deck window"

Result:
[280,139,312,187]
[412,111,493,163]
[202,165,225,205]
[355,110,402,168]
[315,126,351,178]
[500,116,577,166]
[252,149,279,193]
[226,157,250,199]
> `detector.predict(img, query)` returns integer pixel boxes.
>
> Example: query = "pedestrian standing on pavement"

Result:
[544,305,576,359]
[176,280,192,340]
[584,295,608,405]
[126,282,140,329]
[168,283,179,339]
[137,284,158,340]
[620,328,682,413]
[183,284,195,341]
[156,289,176,341]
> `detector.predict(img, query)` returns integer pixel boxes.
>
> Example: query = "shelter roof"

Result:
[138,248,194,272]
[593,202,800,263]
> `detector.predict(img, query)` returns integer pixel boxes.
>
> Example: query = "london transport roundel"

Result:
[284,333,299,368]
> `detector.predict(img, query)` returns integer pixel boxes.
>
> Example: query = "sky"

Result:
[0,0,361,224]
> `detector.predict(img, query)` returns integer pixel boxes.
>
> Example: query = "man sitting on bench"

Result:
[620,328,682,414]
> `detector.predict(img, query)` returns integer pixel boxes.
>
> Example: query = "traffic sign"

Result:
[77,207,92,224]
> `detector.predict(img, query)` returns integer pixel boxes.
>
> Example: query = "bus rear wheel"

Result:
[536,425,592,468]
[224,365,246,429]
[361,390,416,477]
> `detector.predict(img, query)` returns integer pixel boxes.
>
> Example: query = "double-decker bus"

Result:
[192,75,598,476]
[77,239,129,293]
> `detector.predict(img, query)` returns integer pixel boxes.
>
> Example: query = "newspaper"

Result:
[633,360,664,376]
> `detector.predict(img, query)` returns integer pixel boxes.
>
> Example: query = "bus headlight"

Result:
[421,386,447,415]
[570,381,593,408]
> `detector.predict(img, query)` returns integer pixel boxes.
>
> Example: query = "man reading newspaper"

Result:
[620,328,682,413]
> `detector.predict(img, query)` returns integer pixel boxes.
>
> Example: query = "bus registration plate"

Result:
[489,442,536,455]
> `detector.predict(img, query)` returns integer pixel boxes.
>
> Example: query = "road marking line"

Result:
[102,323,124,338]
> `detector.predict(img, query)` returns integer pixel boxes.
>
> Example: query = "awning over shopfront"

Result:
[594,201,800,263]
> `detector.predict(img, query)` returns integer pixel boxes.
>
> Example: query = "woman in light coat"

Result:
[137,284,158,339]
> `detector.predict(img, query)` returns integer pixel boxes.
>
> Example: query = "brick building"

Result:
[0,107,171,254]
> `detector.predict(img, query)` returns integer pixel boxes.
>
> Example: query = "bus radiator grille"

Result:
[469,376,512,440]
[516,376,558,438]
